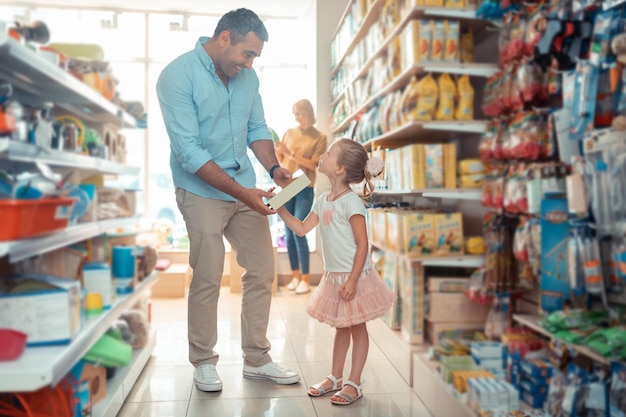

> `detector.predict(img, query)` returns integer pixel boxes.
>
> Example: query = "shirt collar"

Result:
[195,36,215,73]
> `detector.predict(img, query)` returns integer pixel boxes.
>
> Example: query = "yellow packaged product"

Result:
[436,73,456,121]
[400,76,420,125]
[444,20,460,63]
[455,75,474,120]
[414,74,438,121]
[465,237,486,254]
[387,37,403,80]
[458,158,485,175]
[458,173,485,188]
[460,29,475,63]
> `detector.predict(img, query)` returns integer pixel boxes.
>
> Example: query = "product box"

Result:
[404,143,425,189]
[540,195,570,312]
[381,253,401,329]
[434,212,464,256]
[385,210,404,253]
[425,320,485,344]
[0,275,81,345]
[424,144,444,189]
[427,276,469,293]
[82,262,114,308]
[403,212,436,256]
[401,20,421,70]
[443,143,457,189]
[519,358,553,378]
[398,257,424,344]
[470,341,505,359]
[426,292,491,322]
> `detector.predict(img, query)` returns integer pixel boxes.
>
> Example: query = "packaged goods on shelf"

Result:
[434,212,464,256]
[382,252,401,329]
[0,275,81,345]
[399,257,425,344]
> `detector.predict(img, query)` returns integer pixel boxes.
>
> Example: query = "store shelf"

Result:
[0,217,139,262]
[370,244,485,267]
[361,120,488,149]
[331,0,385,76]
[513,314,610,365]
[0,24,136,128]
[0,139,140,176]
[0,271,158,392]
[331,5,496,107]
[332,62,497,133]
[92,330,156,417]
[373,187,482,201]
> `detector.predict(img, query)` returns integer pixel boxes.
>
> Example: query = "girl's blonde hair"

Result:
[334,138,375,197]
[293,99,316,125]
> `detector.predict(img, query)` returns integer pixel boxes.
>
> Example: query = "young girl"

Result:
[276,138,394,405]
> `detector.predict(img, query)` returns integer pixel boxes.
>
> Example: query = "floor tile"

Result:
[117,401,189,417]
[125,365,193,402]
[187,397,318,417]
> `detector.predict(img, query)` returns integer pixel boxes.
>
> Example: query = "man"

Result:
[156,8,299,392]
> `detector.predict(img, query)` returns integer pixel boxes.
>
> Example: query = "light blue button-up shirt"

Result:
[156,36,272,201]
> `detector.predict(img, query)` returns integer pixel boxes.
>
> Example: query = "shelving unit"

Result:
[92,329,156,417]
[371,242,485,267]
[333,62,497,133]
[331,2,498,112]
[0,271,158,392]
[0,217,140,262]
[0,19,152,417]
[331,0,496,401]
[373,187,482,200]
[513,314,610,366]
[0,23,136,128]
[0,138,140,176]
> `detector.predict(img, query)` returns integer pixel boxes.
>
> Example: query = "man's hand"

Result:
[272,166,292,188]
[239,187,276,215]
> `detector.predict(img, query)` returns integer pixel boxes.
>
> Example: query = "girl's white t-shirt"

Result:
[312,191,371,273]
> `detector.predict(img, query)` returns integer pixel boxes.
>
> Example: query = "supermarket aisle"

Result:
[117,286,432,417]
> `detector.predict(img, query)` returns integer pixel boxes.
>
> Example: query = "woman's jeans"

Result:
[283,186,314,274]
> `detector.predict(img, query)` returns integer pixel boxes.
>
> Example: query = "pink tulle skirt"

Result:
[307,267,394,328]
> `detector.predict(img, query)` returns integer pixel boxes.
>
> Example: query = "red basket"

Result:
[0,198,75,241]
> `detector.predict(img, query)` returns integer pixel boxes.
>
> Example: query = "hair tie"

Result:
[366,156,384,177]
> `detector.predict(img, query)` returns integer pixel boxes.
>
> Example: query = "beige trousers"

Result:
[175,188,274,367]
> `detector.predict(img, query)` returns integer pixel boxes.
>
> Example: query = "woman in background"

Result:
[275,99,327,294]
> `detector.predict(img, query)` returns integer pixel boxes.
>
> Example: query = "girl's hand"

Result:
[339,280,356,301]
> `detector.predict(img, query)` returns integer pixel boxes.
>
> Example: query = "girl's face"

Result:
[293,107,310,129]
[318,143,341,176]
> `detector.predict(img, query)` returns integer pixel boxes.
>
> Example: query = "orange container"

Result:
[0,198,75,240]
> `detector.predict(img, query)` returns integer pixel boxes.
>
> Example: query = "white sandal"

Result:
[308,374,342,397]
[330,380,363,405]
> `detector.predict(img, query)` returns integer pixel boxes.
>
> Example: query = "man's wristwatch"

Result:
[269,164,281,179]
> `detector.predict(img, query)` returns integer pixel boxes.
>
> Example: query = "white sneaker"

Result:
[295,280,311,294]
[194,364,223,392]
[243,362,301,384]
[286,277,300,291]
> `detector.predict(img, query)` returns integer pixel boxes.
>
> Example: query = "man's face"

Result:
[218,31,263,79]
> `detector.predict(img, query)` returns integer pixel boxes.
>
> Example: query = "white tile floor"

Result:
[118,286,433,417]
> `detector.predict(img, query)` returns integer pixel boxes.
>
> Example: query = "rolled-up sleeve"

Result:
[157,63,212,174]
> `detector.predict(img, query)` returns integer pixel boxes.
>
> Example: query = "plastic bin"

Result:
[0,198,75,240]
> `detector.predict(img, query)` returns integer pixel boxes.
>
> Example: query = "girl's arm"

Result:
[277,206,319,237]
[339,213,368,300]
